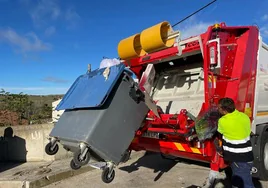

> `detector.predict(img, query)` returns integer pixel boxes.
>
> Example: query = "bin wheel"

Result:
[45,142,59,155]
[73,150,90,166]
[101,168,115,184]
[70,159,81,170]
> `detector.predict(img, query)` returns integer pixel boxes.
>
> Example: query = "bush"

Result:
[0,89,53,126]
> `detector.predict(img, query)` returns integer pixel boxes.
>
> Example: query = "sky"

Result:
[0,0,268,95]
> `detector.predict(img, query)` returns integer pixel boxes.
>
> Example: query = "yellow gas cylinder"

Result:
[140,21,176,53]
[117,33,146,60]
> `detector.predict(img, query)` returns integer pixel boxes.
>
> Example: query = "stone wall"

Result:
[0,123,72,162]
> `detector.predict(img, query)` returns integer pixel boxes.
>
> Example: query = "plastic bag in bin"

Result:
[195,106,221,141]
[99,58,120,69]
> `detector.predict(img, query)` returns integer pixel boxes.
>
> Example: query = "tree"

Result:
[0,89,53,126]
[0,89,33,125]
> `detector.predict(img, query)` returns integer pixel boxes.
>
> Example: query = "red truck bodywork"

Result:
[123,23,260,172]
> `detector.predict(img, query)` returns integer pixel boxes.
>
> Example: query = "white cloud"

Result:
[0,87,68,95]
[29,0,81,30]
[0,28,51,52]
[260,26,268,39]
[65,8,81,29]
[30,0,61,27]
[257,13,268,40]
[177,18,213,40]
[262,14,268,21]
[45,26,56,36]
[41,76,68,83]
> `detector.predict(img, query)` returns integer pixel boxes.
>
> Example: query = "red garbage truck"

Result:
[117,21,268,182]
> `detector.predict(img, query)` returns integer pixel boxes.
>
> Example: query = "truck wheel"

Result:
[258,131,268,180]
[45,143,59,155]
[73,150,90,166]
[70,159,81,170]
[101,168,115,183]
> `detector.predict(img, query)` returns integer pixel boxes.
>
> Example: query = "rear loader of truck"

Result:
[117,22,268,181]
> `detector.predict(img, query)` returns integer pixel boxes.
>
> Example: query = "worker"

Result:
[217,97,255,188]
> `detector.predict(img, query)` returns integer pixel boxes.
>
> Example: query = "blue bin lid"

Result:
[56,63,126,110]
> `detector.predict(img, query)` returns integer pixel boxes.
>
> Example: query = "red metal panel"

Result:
[129,137,229,169]
[227,30,250,105]
[181,143,193,153]
[214,32,238,99]
[158,141,178,150]
[130,137,212,162]
[202,26,213,109]
[223,27,259,112]
[241,27,259,119]
[125,47,179,67]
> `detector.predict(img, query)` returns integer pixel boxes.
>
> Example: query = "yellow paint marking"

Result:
[190,147,202,154]
[257,112,268,116]
[174,143,186,151]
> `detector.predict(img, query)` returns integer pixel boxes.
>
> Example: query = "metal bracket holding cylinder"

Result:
[177,35,204,57]
[167,30,180,42]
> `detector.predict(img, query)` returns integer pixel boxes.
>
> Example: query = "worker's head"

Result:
[218,97,235,115]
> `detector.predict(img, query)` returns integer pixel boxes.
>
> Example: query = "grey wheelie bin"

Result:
[45,63,149,183]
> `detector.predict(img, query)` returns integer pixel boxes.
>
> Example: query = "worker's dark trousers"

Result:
[231,161,255,188]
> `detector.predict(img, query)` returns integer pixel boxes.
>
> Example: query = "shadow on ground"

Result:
[120,151,211,182]
[120,151,263,187]
[119,151,178,181]
[0,127,27,172]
